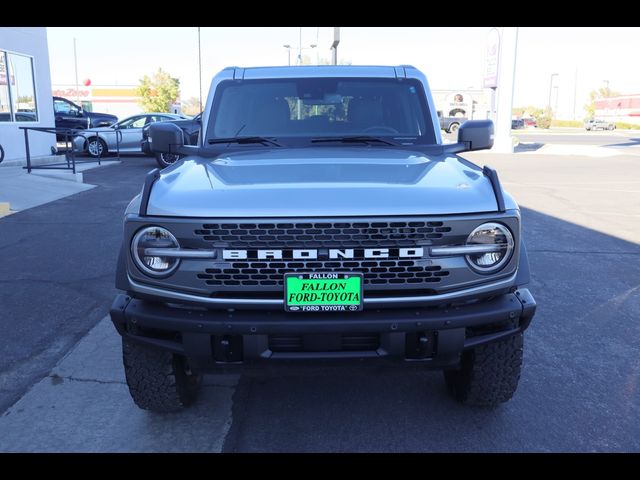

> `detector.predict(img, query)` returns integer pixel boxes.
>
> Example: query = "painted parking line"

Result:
[0,317,239,452]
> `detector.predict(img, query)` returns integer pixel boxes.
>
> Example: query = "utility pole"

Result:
[198,27,203,112]
[331,27,340,65]
[73,38,79,103]
[548,73,558,113]
[298,27,302,65]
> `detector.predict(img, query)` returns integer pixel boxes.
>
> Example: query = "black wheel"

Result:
[86,137,107,158]
[448,122,460,134]
[122,338,202,413]
[444,333,523,407]
[608,124,614,131]
[155,152,182,169]
[0,144,4,164]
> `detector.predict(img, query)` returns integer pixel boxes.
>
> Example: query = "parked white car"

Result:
[73,113,187,157]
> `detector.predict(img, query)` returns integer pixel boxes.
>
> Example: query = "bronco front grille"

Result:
[194,221,452,248]
[197,259,450,287]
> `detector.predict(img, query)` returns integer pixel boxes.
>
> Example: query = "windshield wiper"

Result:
[208,136,281,146]
[311,136,398,146]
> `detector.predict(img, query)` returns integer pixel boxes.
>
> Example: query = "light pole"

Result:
[548,73,558,115]
[73,38,80,103]
[283,44,292,66]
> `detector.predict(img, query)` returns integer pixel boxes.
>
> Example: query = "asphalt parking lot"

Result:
[0,134,639,452]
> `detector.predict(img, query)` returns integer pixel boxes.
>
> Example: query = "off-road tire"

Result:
[444,333,523,407]
[122,338,202,413]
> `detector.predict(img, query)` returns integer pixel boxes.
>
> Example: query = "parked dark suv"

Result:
[53,96,118,138]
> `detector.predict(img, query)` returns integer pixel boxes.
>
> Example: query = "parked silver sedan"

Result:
[73,113,187,158]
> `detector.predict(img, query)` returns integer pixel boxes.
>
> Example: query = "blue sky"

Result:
[47,27,640,118]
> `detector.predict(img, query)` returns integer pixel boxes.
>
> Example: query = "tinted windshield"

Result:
[207,77,436,144]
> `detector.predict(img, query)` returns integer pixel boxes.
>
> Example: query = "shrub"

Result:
[537,115,552,129]
[551,119,583,128]
[614,122,640,130]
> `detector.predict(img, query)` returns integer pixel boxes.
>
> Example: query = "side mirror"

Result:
[149,122,184,153]
[458,120,494,151]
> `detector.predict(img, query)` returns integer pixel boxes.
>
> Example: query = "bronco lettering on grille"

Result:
[222,248,424,260]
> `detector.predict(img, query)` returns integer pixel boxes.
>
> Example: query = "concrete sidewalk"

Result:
[0,160,119,214]
[0,317,238,452]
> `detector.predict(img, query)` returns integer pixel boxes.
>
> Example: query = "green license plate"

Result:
[284,273,363,312]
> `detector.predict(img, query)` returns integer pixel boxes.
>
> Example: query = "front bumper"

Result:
[73,136,87,152]
[110,288,536,369]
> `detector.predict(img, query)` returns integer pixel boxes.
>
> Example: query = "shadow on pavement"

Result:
[603,137,640,149]
[514,142,545,153]
[222,207,640,452]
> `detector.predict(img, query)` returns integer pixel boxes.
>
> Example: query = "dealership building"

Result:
[0,27,55,163]
[52,84,142,120]
[594,94,640,125]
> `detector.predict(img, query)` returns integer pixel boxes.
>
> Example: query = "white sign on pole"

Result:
[483,28,501,88]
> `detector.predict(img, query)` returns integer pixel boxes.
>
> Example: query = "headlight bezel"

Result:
[464,222,515,274]
[130,225,180,277]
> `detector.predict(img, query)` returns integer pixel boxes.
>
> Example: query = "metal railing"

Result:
[19,126,121,174]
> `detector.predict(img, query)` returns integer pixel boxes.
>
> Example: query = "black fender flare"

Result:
[115,241,130,291]
[514,239,531,286]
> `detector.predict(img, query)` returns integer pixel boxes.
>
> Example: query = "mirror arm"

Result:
[176,145,198,155]
[442,142,470,154]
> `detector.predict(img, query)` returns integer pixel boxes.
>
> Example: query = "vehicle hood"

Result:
[147,147,509,217]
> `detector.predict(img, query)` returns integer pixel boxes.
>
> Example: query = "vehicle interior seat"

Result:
[245,96,291,135]
[348,97,385,131]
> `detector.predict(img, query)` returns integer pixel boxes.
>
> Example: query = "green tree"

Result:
[181,96,202,116]
[584,86,619,119]
[136,68,180,113]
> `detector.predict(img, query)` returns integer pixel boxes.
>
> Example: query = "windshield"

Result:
[207,77,436,145]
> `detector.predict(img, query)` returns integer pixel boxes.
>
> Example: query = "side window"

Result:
[150,115,171,123]
[54,99,70,114]
[130,116,148,128]
[118,116,146,129]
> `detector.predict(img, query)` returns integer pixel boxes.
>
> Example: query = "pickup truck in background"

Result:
[53,96,118,139]
[437,110,467,134]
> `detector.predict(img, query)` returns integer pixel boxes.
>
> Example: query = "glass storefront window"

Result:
[0,52,11,122]
[0,50,38,122]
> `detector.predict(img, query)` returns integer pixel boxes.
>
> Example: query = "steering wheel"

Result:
[363,125,399,134]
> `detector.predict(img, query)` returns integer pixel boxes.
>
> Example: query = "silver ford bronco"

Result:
[110,65,536,412]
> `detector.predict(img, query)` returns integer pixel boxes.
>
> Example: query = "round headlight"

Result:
[465,222,514,274]
[131,226,180,277]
